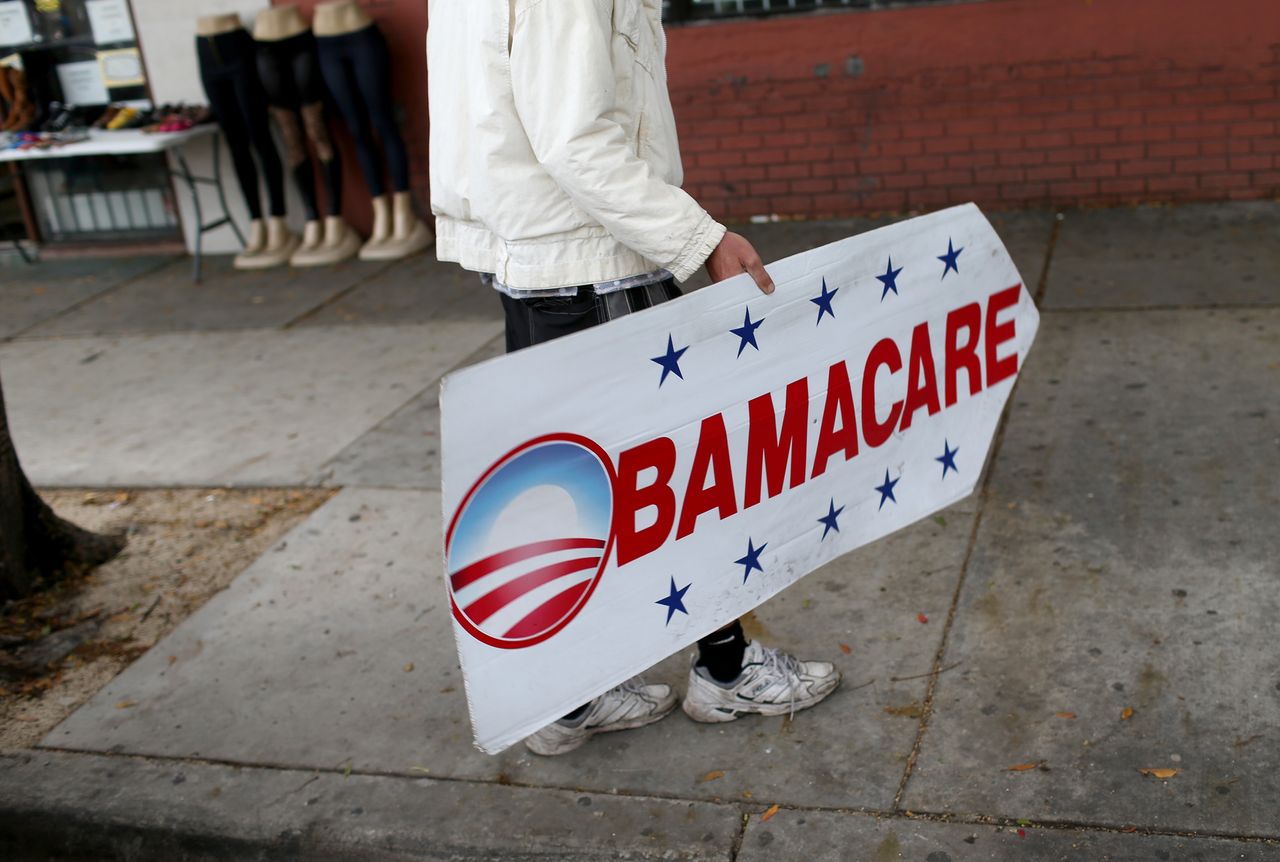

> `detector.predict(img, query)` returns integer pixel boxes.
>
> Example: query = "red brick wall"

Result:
[666,0,1280,220]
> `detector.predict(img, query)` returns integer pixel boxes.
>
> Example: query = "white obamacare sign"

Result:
[440,203,1039,754]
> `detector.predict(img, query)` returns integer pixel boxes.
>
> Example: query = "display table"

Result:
[0,124,242,282]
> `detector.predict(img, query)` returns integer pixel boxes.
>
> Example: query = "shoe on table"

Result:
[525,679,677,756]
[683,640,841,723]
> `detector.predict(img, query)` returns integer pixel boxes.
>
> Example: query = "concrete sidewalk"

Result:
[1,202,1278,860]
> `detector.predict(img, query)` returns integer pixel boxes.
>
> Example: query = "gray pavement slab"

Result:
[1043,202,1280,310]
[737,808,1280,861]
[310,334,504,489]
[0,322,500,486]
[901,308,1280,835]
[0,255,175,340]
[47,486,977,812]
[18,255,395,338]
[295,253,504,327]
[0,751,740,861]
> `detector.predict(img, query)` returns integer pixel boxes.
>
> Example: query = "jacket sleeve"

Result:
[509,0,726,283]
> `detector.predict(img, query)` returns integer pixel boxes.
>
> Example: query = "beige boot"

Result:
[358,191,433,261]
[234,216,299,269]
[292,215,361,266]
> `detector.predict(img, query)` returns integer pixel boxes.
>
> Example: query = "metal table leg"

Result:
[170,131,243,284]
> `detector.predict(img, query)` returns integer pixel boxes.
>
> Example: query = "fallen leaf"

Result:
[701,770,725,783]
[1138,768,1179,779]
[742,790,754,799]
[1121,706,1134,721]
[115,700,137,709]
[1006,762,1040,772]
[917,612,929,624]
[884,702,923,719]
[1016,819,1032,826]
[761,804,780,822]
[1017,828,1026,838]
[839,643,852,655]
[403,663,415,673]
[167,655,178,665]
[1123,826,1138,833]
[409,766,431,774]
[933,515,947,527]
[1055,712,1077,720]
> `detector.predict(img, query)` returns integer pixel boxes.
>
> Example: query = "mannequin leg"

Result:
[316,49,385,197]
[349,27,410,193]
[291,101,360,266]
[231,48,286,219]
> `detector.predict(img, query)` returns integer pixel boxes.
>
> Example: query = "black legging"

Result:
[196,29,286,220]
[256,31,342,221]
[316,24,410,198]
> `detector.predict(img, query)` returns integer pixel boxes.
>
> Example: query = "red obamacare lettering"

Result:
[613,284,1024,567]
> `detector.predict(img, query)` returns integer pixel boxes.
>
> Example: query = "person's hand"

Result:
[706,231,775,295]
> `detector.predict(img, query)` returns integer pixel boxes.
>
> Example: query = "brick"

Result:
[1104,178,1147,196]
[791,178,836,194]
[1046,147,1094,165]
[925,169,973,187]
[1199,139,1251,157]
[697,151,747,168]
[744,148,788,166]
[1173,123,1223,141]
[971,133,1024,152]
[697,118,742,136]
[1146,174,1199,193]
[1174,157,1228,174]
[1116,90,1173,109]
[924,137,972,155]
[1070,93,1118,112]
[874,139,926,157]
[742,116,783,133]
[811,160,860,179]
[1075,59,1114,77]
[1173,87,1228,106]
[998,150,1047,167]
[1254,102,1280,119]
[1072,129,1119,146]
[1147,70,1198,90]
[1098,144,1144,161]
[999,181,1049,201]
[783,113,830,131]
[770,195,814,214]
[1200,68,1254,86]
[901,121,947,139]
[791,146,834,162]
[946,152,998,169]
[905,187,950,208]
[858,190,908,213]
[750,180,791,196]
[1097,109,1146,128]
[682,136,723,154]
[1025,164,1073,181]
[1147,141,1198,158]
[1231,121,1275,137]
[1119,125,1173,143]
[1044,113,1094,131]
[1118,158,1173,177]
[1146,106,1200,125]
[904,155,949,172]
[1076,162,1118,179]
[1023,131,1072,150]
[1201,104,1252,122]
[1049,180,1099,198]
[1198,172,1251,190]
[767,163,812,180]
[997,116,1045,134]
[804,95,851,114]
[946,118,996,136]
[1251,137,1280,154]
[981,167,1026,184]
[1227,187,1270,200]
[719,133,764,151]
[883,172,926,190]
[859,156,905,175]
[811,192,856,214]
[1234,83,1276,101]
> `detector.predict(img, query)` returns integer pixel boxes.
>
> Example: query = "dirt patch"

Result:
[0,487,333,750]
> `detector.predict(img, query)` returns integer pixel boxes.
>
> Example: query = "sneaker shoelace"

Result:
[756,645,803,718]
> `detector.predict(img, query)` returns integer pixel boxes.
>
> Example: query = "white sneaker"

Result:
[682,640,841,723]
[524,679,677,756]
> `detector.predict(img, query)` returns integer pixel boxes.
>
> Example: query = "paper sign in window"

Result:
[98,47,144,87]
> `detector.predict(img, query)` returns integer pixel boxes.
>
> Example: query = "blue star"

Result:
[730,308,764,358]
[650,335,688,387]
[818,499,845,540]
[655,577,690,625]
[735,538,767,584]
[936,439,959,478]
[876,257,903,301]
[875,469,900,510]
[938,238,963,279]
[810,278,838,324]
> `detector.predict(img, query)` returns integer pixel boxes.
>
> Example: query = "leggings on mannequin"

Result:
[315,25,410,197]
[255,32,342,221]
[196,30,286,220]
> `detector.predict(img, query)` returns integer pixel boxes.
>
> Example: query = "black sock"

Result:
[697,620,748,683]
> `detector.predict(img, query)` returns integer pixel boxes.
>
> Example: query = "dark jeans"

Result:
[500,278,682,353]
[196,29,286,220]
[316,24,411,197]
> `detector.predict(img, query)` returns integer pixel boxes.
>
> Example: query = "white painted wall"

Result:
[133,0,306,254]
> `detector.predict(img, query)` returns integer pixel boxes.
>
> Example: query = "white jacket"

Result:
[427,0,726,289]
